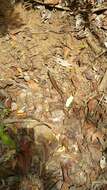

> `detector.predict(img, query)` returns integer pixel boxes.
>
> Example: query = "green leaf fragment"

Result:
[0,125,16,148]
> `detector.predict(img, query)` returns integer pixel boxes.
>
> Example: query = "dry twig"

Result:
[98,70,107,92]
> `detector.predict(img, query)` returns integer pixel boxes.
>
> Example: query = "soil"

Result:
[0,2,107,190]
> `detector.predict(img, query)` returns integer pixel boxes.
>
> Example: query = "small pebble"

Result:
[85,70,94,80]
[100,156,106,169]
[24,75,30,81]
[104,41,107,48]
[23,72,30,81]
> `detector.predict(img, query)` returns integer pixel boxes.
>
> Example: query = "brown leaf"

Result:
[87,98,98,113]
[89,144,102,161]
[61,135,69,151]
[60,153,78,184]
[61,182,69,190]
[79,106,85,120]
[11,66,23,77]
[16,136,33,174]
[92,130,105,144]
[4,97,12,108]
[63,47,70,59]
[12,159,17,170]
[71,75,80,89]
[83,121,96,141]
[83,121,96,131]
[103,184,107,190]
[27,80,39,91]
[44,0,60,5]
[91,80,98,91]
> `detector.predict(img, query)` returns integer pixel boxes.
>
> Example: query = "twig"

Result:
[47,70,64,101]
[98,70,107,92]
[92,179,107,190]
[2,118,53,129]
[94,50,107,61]
[33,0,72,11]
[92,3,107,13]
[47,71,70,117]
[3,118,40,124]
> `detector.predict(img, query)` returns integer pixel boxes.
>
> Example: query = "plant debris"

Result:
[0,0,107,190]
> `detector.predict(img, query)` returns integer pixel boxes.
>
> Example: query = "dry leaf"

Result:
[92,130,105,144]
[61,182,69,190]
[16,67,23,74]
[12,159,17,170]
[4,97,12,108]
[27,80,39,91]
[44,0,60,5]
[83,121,96,141]
[71,74,80,89]
[56,57,71,67]
[89,144,102,161]
[65,95,74,108]
[11,66,23,77]
[87,98,98,113]
[83,121,96,131]
[63,47,70,59]
[16,136,33,174]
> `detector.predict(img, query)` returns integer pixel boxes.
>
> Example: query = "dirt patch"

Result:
[0,2,107,190]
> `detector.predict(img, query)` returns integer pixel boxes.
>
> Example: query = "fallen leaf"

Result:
[27,80,39,91]
[89,144,102,161]
[61,182,69,190]
[56,57,71,67]
[83,121,96,141]
[4,97,12,108]
[71,74,80,89]
[92,130,105,144]
[87,98,98,113]
[44,0,60,5]
[91,80,98,91]
[65,95,74,108]
[12,159,17,170]
[83,121,96,131]
[16,136,33,174]
[63,47,70,59]
[16,67,23,75]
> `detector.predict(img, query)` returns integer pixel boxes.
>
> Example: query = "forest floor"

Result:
[0,2,107,190]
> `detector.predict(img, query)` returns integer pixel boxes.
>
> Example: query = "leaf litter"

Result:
[0,0,107,190]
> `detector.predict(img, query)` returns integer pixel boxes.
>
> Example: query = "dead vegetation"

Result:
[0,0,107,190]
